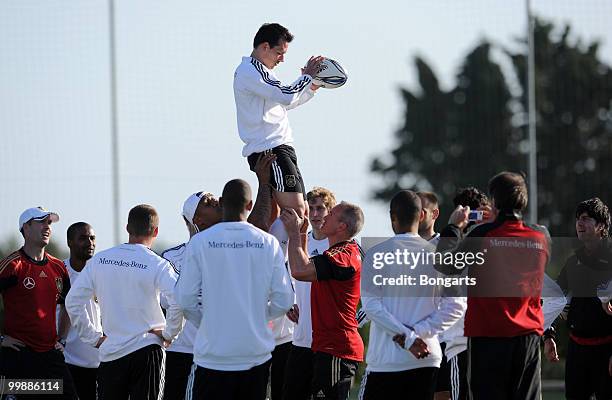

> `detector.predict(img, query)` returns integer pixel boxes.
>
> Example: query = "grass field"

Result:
[346,384,566,399]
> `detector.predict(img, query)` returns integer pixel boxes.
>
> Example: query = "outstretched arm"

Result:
[280,208,317,281]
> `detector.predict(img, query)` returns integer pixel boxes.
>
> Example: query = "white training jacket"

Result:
[361,233,466,372]
[161,243,198,354]
[66,243,184,363]
[61,259,101,368]
[233,56,315,157]
[292,231,329,349]
[430,232,469,360]
[175,221,294,371]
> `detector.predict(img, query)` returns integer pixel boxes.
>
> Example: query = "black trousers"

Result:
[247,144,306,194]
[467,334,541,400]
[565,338,612,400]
[360,367,438,400]
[0,346,78,399]
[282,345,314,400]
[270,342,292,400]
[311,352,359,400]
[163,351,193,400]
[97,344,165,400]
[66,363,97,400]
[189,359,271,400]
[435,342,450,392]
[448,351,468,400]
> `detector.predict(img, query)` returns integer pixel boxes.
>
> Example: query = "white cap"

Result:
[19,207,59,231]
[182,192,216,224]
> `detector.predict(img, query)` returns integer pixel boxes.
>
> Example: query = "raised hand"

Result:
[302,56,325,79]
[280,208,304,237]
[254,152,276,186]
[448,205,470,230]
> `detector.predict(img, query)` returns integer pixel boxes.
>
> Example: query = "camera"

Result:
[468,210,484,222]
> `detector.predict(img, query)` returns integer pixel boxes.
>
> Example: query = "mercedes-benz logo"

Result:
[23,276,35,290]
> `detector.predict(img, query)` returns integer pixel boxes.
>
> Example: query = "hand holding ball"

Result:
[304,57,348,89]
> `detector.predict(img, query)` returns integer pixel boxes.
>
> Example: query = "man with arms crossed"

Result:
[66,204,184,400]
[161,191,221,400]
[283,187,336,400]
[176,179,294,400]
[359,190,465,400]
[234,23,323,221]
[0,207,78,399]
[62,222,100,400]
[281,201,364,400]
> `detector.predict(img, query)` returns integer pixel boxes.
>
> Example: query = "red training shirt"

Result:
[0,249,70,352]
[463,215,549,337]
[310,240,364,362]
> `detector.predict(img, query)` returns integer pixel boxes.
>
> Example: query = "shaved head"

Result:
[221,179,252,215]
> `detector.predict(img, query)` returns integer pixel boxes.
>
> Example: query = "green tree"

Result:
[508,19,612,235]
[372,42,520,222]
[0,236,20,260]
[0,235,68,260]
[372,19,612,236]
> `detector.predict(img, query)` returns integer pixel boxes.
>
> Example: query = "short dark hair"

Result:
[453,186,490,210]
[576,198,610,238]
[338,201,364,238]
[416,191,439,209]
[253,23,293,49]
[390,190,422,227]
[221,179,252,214]
[488,172,528,211]
[67,222,91,242]
[127,204,159,237]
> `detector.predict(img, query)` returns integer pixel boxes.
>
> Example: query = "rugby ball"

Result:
[312,58,348,89]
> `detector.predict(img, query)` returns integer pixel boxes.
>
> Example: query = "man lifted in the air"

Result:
[233,22,323,221]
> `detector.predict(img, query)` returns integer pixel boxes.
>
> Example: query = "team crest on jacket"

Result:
[285,175,297,188]
[55,277,63,293]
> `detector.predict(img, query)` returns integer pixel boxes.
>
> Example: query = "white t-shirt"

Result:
[61,259,101,368]
[161,243,198,354]
[268,218,294,346]
[292,232,329,349]
[175,221,294,371]
[233,56,315,157]
[66,244,183,362]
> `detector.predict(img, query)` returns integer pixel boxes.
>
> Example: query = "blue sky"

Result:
[1,0,611,252]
